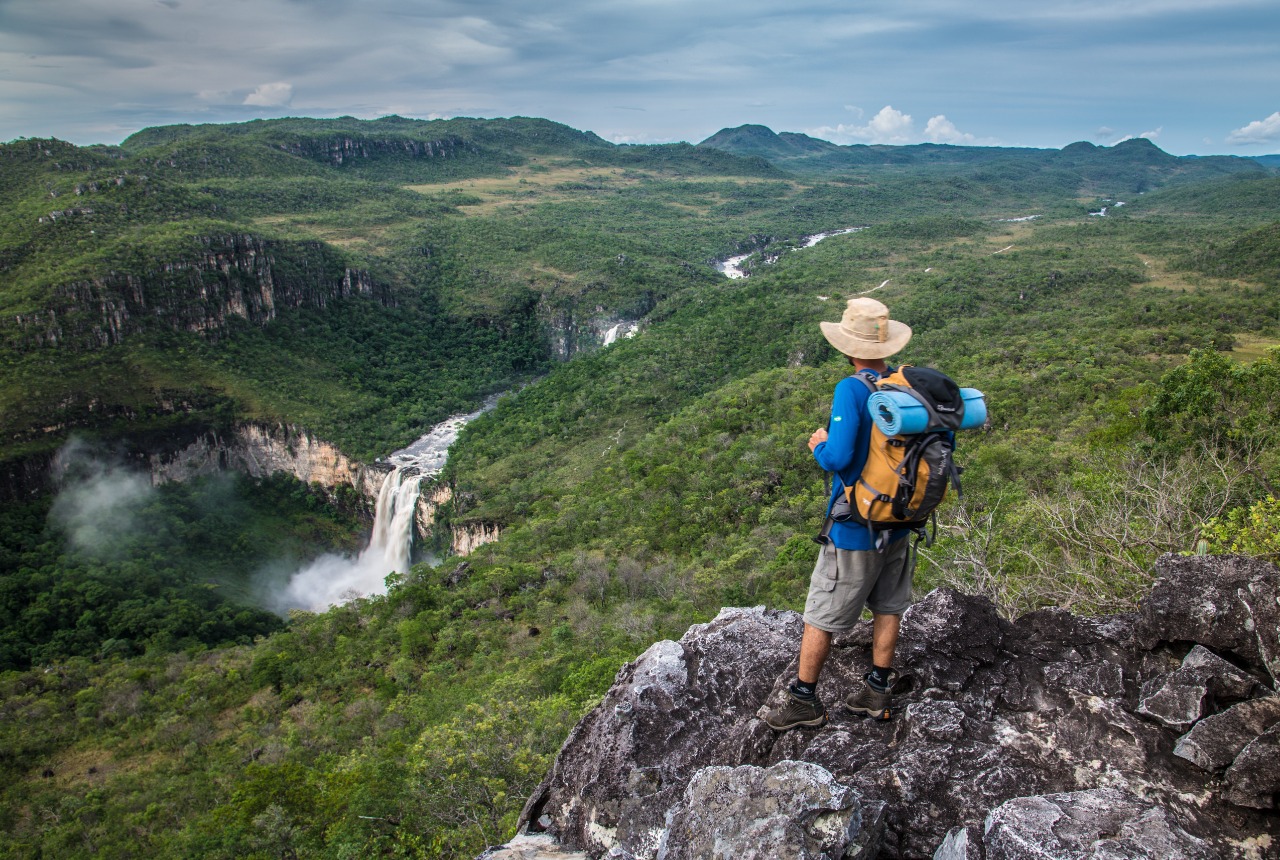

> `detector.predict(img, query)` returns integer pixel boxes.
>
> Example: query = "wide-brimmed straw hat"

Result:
[819,297,912,359]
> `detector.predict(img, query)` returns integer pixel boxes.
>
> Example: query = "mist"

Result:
[48,438,155,559]
[269,467,428,613]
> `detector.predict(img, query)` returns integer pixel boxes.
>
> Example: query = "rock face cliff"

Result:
[489,555,1280,860]
[272,135,476,166]
[538,295,649,362]
[414,482,502,557]
[10,234,392,351]
[147,422,388,500]
[149,423,504,557]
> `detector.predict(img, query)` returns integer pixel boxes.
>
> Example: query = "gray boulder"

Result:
[478,834,589,860]
[519,606,804,859]
[656,760,882,860]
[1225,723,1280,809]
[1137,554,1280,687]
[932,825,982,860]
[1137,644,1260,730]
[1174,694,1280,770]
[496,556,1280,860]
[981,788,1216,859]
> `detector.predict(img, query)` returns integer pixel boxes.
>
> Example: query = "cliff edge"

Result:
[486,554,1280,859]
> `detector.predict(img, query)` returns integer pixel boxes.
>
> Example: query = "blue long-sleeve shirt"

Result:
[814,370,909,550]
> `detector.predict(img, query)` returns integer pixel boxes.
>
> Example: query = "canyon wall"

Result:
[9,234,392,351]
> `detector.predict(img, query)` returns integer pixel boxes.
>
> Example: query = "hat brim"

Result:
[820,319,912,359]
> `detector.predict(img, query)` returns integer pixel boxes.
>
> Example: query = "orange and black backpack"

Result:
[830,366,964,544]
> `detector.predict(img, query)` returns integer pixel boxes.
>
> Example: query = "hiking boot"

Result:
[764,689,828,731]
[845,672,895,720]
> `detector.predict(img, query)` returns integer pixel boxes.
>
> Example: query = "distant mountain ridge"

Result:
[697,124,1272,187]
[113,115,780,181]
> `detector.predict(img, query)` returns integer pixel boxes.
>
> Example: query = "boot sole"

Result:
[765,712,829,731]
[845,704,892,720]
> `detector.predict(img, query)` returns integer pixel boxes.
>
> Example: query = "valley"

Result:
[1,117,1279,858]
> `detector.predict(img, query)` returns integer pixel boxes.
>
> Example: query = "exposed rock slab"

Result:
[1174,694,1280,771]
[1225,723,1280,809]
[519,606,804,859]
[1137,644,1260,730]
[981,788,1217,859]
[500,556,1280,860]
[1138,554,1280,687]
[479,834,589,860]
[657,760,881,860]
[148,422,383,498]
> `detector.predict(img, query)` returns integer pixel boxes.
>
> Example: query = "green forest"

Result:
[1,116,1279,858]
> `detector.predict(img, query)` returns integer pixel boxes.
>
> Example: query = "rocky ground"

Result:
[483,554,1280,859]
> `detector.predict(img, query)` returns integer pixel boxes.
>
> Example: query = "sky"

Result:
[2,0,1278,156]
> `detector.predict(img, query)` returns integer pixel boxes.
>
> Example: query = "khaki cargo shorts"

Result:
[803,537,915,633]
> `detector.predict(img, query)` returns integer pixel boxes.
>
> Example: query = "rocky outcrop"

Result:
[0,449,58,502]
[972,788,1221,860]
[451,521,503,557]
[498,555,1280,859]
[410,482,502,557]
[658,760,884,860]
[272,135,475,166]
[416,482,455,542]
[147,422,382,495]
[10,234,392,351]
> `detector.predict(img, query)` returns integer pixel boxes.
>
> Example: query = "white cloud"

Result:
[808,105,915,144]
[865,106,914,142]
[1109,126,1164,145]
[244,82,293,107]
[924,114,975,144]
[1227,111,1280,145]
[810,107,988,146]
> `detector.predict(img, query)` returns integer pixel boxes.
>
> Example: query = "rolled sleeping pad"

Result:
[869,388,987,435]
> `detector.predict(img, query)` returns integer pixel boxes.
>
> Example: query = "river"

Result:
[714,227,864,279]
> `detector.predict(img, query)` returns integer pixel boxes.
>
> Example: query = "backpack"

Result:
[830,366,964,542]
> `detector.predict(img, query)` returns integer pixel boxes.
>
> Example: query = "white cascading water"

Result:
[277,467,422,611]
[275,395,501,612]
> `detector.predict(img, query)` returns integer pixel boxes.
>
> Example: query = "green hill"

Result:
[697,124,1270,192]
[0,117,787,472]
[3,115,1280,860]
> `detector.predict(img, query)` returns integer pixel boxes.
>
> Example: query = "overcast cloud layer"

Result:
[2,0,1278,154]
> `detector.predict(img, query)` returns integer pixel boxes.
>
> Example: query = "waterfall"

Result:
[276,467,422,611]
[271,397,501,613]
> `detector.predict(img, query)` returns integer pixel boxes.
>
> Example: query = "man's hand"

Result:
[808,428,828,452]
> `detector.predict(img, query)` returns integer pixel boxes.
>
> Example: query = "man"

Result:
[764,296,915,731]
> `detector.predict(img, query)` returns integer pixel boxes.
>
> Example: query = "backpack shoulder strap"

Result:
[852,368,879,393]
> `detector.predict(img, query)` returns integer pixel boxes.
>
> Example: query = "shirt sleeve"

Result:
[813,377,862,476]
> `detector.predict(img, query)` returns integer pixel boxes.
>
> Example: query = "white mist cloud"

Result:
[810,106,985,146]
[809,105,915,144]
[1097,125,1164,145]
[274,550,402,613]
[244,82,294,107]
[1227,111,1280,145]
[49,439,154,558]
[1112,126,1165,145]
[924,114,976,144]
